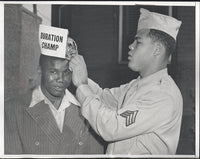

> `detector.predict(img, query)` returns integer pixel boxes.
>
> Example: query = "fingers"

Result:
[68,54,88,87]
[70,55,85,66]
[69,54,86,71]
[69,62,75,72]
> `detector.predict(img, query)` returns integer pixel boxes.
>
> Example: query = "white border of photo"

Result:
[0,1,199,159]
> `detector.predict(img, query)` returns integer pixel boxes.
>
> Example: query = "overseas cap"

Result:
[137,8,182,40]
[39,24,78,60]
[65,37,78,61]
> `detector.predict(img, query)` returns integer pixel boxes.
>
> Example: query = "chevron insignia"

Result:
[120,110,139,127]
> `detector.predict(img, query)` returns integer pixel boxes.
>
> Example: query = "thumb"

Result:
[69,62,75,72]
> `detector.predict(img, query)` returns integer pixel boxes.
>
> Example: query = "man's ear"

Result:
[153,42,163,57]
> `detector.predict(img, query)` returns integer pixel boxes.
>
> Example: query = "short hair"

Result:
[39,54,50,68]
[148,29,176,57]
[39,54,62,70]
[39,54,67,66]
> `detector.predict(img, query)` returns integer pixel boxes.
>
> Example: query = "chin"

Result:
[128,63,134,71]
[128,65,139,72]
[52,91,65,97]
[128,62,131,68]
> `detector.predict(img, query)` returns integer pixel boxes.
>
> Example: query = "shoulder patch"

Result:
[120,110,139,127]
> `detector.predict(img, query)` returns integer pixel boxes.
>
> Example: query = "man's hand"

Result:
[69,55,88,87]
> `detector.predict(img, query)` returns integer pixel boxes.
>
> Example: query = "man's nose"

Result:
[57,72,64,82]
[129,42,135,50]
[128,42,135,56]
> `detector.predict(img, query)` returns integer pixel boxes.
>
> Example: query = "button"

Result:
[79,141,83,146]
[35,141,40,146]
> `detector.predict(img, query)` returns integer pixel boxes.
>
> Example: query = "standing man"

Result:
[69,8,183,155]
[4,25,104,154]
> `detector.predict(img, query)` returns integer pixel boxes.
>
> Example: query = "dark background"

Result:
[4,4,196,155]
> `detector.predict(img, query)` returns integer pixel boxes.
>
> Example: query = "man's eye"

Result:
[64,70,71,75]
[136,41,141,44]
[49,70,57,74]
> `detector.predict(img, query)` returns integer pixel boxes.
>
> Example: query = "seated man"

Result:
[4,26,105,154]
[69,8,183,155]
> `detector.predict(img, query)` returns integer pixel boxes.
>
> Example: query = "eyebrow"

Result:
[134,36,141,40]
[47,68,71,72]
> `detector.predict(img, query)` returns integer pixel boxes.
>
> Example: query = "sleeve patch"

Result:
[120,110,139,127]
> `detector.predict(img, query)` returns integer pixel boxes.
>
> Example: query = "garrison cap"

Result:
[137,8,182,40]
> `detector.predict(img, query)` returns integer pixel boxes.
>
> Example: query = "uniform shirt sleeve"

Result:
[87,78,126,98]
[87,78,130,110]
[76,85,175,142]
[87,78,103,96]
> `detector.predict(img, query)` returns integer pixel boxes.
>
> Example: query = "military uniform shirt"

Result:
[76,68,183,155]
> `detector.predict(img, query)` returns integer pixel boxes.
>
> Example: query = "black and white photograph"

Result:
[1,1,199,158]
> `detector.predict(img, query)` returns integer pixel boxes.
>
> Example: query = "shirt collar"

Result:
[131,68,169,88]
[29,86,80,111]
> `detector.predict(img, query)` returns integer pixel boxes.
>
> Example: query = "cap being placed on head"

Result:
[137,8,182,40]
[65,37,78,61]
[39,24,77,60]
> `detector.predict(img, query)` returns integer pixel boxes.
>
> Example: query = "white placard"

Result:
[39,24,68,58]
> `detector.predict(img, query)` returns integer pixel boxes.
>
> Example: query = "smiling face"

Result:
[128,29,156,76]
[40,56,72,99]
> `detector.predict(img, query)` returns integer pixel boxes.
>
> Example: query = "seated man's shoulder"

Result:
[67,104,84,121]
